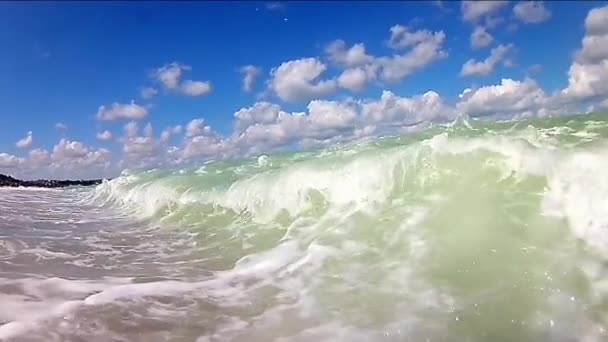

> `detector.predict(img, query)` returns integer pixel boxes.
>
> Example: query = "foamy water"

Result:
[1,113,608,341]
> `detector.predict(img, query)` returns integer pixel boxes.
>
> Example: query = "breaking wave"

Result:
[96,113,608,258]
[3,112,608,341]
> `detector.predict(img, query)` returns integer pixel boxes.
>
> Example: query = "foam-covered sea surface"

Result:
[2,113,608,341]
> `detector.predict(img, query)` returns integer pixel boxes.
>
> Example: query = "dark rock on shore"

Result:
[0,174,104,188]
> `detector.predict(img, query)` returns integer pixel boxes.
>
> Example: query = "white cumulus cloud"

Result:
[268,58,337,102]
[0,153,25,169]
[240,65,261,92]
[185,118,207,138]
[122,136,161,169]
[180,80,211,96]
[561,5,608,102]
[513,1,551,24]
[28,148,50,168]
[123,121,139,138]
[337,67,373,91]
[461,44,514,76]
[461,1,509,23]
[160,125,183,142]
[325,40,374,67]
[154,62,188,89]
[232,99,359,153]
[15,131,33,148]
[470,26,494,49]
[96,100,148,121]
[179,126,227,162]
[360,90,453,127]
[119,122,165,169]
[140,87,158,99]
[323,25,447,89]
[49,139,112,178]
[54,122,68,131]
[230,91,454,154]
[153,62,212,96]
[388,25,440,49]
[96,130,113,141]
[456,78,551,118]
[376,26,447,82]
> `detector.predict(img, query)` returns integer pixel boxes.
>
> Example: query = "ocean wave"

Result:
[90,114,608,259]
[3,113,608,340]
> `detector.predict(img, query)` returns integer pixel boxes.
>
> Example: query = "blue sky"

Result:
[1,1,607,179]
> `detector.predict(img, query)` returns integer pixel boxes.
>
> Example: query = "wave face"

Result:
[3,113,608,341]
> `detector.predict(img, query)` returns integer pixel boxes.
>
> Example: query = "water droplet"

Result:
[550,320,554,327]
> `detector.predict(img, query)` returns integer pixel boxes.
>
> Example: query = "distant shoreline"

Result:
[0,174,104,188]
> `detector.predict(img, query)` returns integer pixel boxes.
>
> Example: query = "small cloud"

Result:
[55,122,68,131]
[240,65,261,92]
[96,130,113,141]
[0,152,25,169]
[143,122,154,138]
[16,131,33,149]
[152,62,212,97]
[140,87,158,99]
[484,15,505,29]
[503,58,515,68]
[186,118,206,138]
[153,62,189,89]
[265,2,285,11]
[325,40,373,67]
[96,100,149,121]
[461,43,514,77]
[513,1,551,24]
[470,26,494,49]
[461,1,509,23]
[431,0,454,15]
[161,125,182,142]
[268,57,338,102]
[337,67,372,91]
[459,88,472,99]
[180,80,211,96]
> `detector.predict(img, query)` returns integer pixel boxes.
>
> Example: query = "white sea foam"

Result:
[542,147,608,258]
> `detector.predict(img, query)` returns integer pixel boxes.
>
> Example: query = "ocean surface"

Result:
[1,113,608,342]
